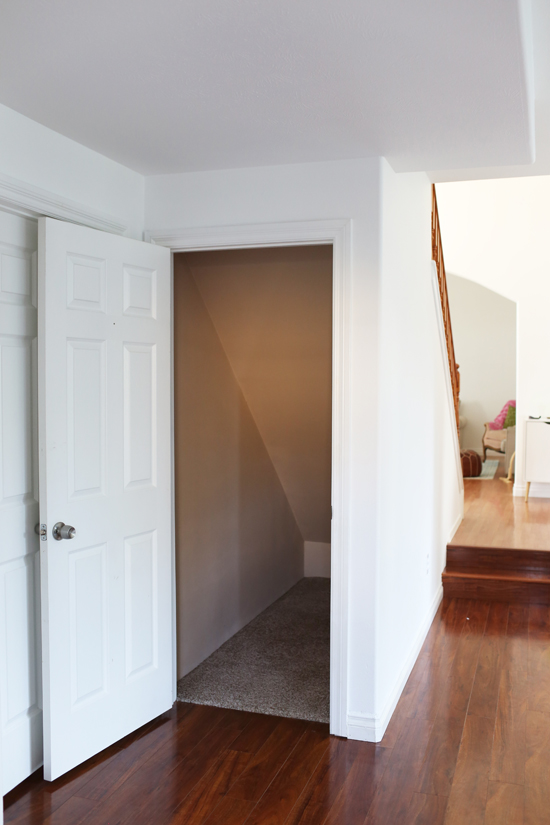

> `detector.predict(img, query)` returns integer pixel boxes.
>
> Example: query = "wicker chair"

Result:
[482,423,516,469]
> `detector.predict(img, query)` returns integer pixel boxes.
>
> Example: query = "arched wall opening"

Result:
[446,273,517,455]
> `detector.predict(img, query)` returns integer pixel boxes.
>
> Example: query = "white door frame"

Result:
[146,219,352,737]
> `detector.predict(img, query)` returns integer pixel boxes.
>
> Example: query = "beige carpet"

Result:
[177,577,330,723]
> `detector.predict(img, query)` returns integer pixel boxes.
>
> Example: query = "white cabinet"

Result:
[524,419,550,500]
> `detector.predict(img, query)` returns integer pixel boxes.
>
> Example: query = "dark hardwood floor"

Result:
[5,595,549,824]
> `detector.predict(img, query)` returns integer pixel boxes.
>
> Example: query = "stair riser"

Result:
[443,574,550,605]
[447,545,550,575]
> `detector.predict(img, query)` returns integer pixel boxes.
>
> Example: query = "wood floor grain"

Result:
[5,598,550,825]
[451,458,550,552]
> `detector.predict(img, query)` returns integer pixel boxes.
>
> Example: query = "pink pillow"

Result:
[489,400,516,430]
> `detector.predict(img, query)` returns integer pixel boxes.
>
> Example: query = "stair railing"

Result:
[432,184,460,434]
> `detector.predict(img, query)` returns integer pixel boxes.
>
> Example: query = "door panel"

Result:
[38,218,172,781]
[0,211,42,794]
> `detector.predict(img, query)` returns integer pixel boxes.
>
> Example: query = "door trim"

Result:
[146,219,351,738]
[0,172,127,235]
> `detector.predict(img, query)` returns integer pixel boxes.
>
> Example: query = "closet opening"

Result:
[173,245,333,723]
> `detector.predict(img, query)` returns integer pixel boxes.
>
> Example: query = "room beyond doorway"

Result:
[173,245,333,723]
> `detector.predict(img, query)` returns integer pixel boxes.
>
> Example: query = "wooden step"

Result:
[443,544,550,604]
[447,544,550,574]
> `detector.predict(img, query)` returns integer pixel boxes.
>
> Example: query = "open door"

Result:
[38,218,172,781]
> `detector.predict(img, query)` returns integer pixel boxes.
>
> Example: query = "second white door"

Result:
[38,218,172,781]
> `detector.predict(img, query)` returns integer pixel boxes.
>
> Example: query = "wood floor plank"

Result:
[442,714,494,825]
[321,746,391,825]
[411,600,473,723]
[468,602,509,719]
[229,713,280,754]
[226,718,308,802]
[42,797,98,825]
[364,714,435,824]
[164,749,252,825]
[528,606,550,714]
[3,733,135,824]
[408,792,448,825]
[437,601,490,721]
[75,706,192,801]
[524,710,550,825]
[380,600,470,749]
[378,653,431,749]
[485,782,524,825]
[450,462,550,552]
[502,605,530,672]
[284,738,363,825]
[244,728,330,825]
[489,668,528,785]
[202,796,256,825]
[122,709,251,825]
[77,708,246,825]
[416,714,464,797]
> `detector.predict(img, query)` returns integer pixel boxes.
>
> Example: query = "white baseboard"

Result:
[304,541,331,578]
[514,481,550,499]
[448,510,463,544]
[347,584,443,742]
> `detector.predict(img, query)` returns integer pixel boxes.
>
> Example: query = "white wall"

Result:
[436,176,550,496]
[447,273,517,452]
[146,157,463,741]
[372,162,463,738]
[304,542,331,578]
[186,245,333,543]
[0,104,144,239]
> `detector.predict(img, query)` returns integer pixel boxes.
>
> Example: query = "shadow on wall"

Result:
[174,263,304,680]
[447,273,516,453]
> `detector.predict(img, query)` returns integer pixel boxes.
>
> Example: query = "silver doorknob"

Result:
[52,522,76,541]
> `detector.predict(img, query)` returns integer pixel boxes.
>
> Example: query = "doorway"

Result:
[173,246,333,722]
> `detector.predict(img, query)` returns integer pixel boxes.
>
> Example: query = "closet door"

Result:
[38,218,172,781]
[0,212,42,794]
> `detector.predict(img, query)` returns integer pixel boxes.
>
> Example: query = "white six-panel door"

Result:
[0,211,42,795]
[38,218,172,780]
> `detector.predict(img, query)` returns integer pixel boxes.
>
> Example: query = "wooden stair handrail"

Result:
[432,184,460,434]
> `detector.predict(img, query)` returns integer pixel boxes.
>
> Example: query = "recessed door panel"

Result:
[124,343,156,489]
[0,337,33,504]
[125,530,157,679]
[0,245,32,306]
[123,265,156,318]
[3,555,40,722]
[66,254,106,313]
[69,543,107,705]
[67,339,106,498]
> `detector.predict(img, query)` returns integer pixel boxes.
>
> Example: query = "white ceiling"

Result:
[432,0,550,182]
[0,0,536,176]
